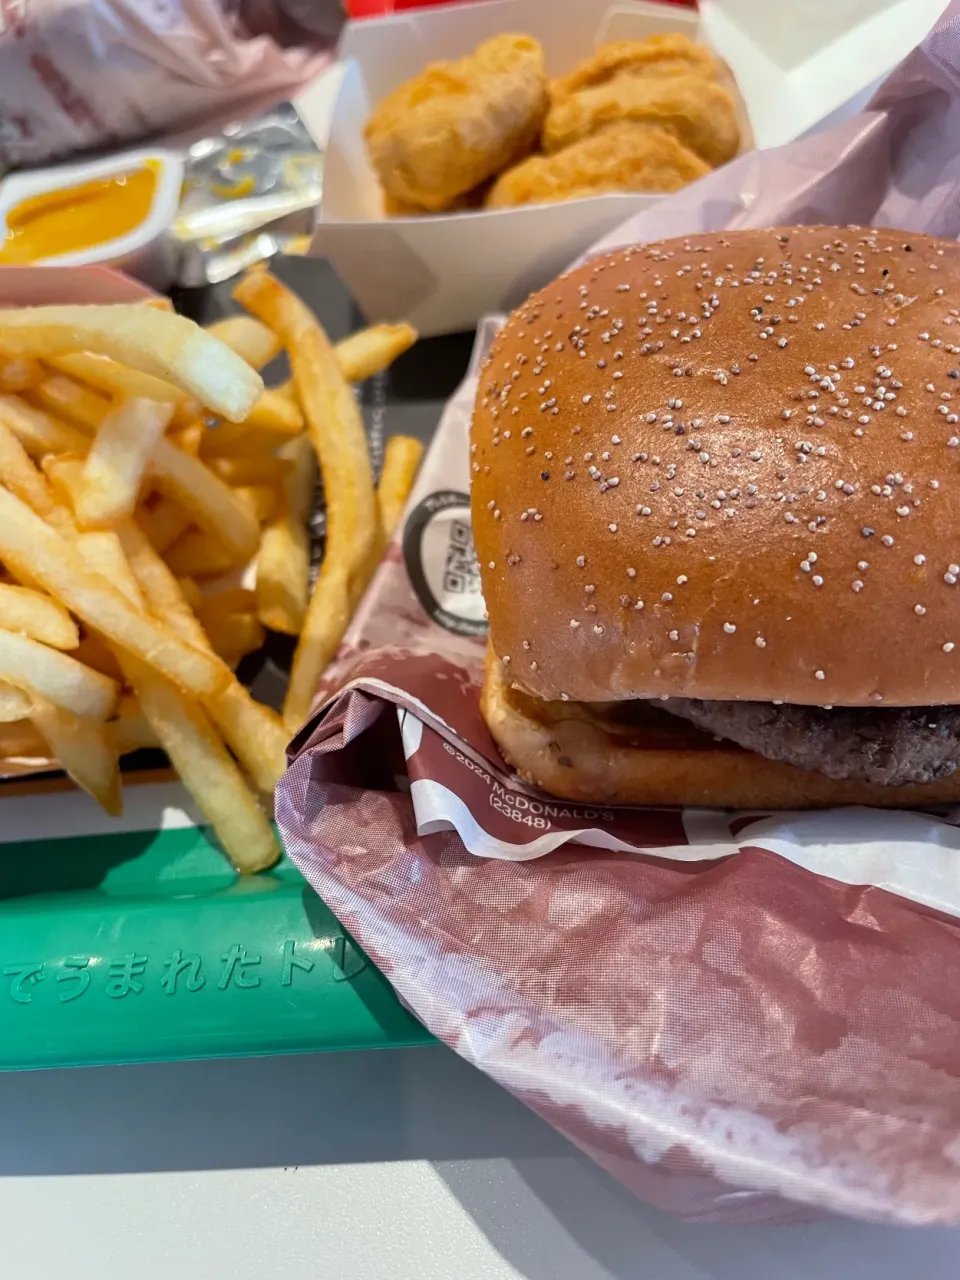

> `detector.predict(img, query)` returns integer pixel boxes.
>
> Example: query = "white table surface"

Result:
[1,1044,957,1279]
[6,9,960,1270]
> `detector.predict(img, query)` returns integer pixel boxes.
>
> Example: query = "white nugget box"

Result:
[309,0,946,337]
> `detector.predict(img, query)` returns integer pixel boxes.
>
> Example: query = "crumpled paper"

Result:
[277,1,960,1226]
[0,0,341,169]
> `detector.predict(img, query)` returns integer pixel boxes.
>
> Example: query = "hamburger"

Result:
[471,226,960,808]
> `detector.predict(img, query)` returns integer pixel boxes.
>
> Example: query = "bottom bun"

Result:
[482,649,960,810]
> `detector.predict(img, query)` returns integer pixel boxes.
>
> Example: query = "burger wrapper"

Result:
[282,4,960,1225]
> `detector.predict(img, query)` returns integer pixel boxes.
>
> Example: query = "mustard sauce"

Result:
[0,161,161,264]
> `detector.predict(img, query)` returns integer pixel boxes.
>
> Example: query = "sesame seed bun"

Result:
[471,226,960,708]
[482,649,960,808]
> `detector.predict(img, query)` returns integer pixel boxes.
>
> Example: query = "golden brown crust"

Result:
[482,652,960,809]
[382,185,489,217]
[364,34,548,213]
[549,35,719,102]
[542,74,740,167]
[470,227,960,709]
[485,123,711,209]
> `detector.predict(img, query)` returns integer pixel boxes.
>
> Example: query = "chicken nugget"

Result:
[550,35,719,101]
[383,186,487,216]
[485,122,711,209]
[365,34,548,213]
[542,73,740,168]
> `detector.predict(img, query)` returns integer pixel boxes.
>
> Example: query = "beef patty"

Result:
[660,699,960,786]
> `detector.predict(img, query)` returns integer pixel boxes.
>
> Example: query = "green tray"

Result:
[0,775,433,1070]
[0,259,472,1072]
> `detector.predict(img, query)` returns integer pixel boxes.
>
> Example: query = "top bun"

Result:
[471,226,960,708]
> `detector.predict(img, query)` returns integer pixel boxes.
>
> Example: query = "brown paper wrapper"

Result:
[278,6,960,1225]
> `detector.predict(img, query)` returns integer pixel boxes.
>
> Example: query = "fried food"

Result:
[542,73,740,167]
[0,278,418,866]
[364,34,548,212]
[549,35,719,101]
[77,397,173,530]
[382,185,490,217]
[486,122,711,208]
[255,435,314,637]
[377,435,424,539]
[233,270,382,734]
[0,304,262,422]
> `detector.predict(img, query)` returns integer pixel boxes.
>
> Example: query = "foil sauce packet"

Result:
[0,0,340,170]
[278,4,960,1226]
[173,102,324,286]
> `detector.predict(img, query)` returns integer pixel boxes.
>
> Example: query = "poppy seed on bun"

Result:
[472,226,960,805]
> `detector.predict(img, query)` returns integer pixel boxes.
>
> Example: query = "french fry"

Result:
[197,588,256,627]
[118,523,210,648]
[283,234,312,256]
[73,632,124,682]
[130,661,280,871]
[76,397,173,529]
[0,305,264,421]
[243,388,303,436]
[177,577,204,613]
[0,583,78,649]
[272,323,418,399]
[74,530,136,589]
[198,421,294,458]
[170,421,204,456]
[0,293,408,860]
[0,721,47,758]
[46,351,199,417]
[0,357,43,393]
[79,532,278,870]
[138,495,192,554]
[0,486,227,698]
[234,270,381,731]
[0,394,90,458]
[41,453,85,509]
[170,400,206,431]
[377,434,424,540]
[164,530,234,579]
[334,323,418,384]
[119,522,287,793]
[210,454,290,486]
[148,438,259,563]
[0,682,33,722]
[232,483,278,525]
[203,667,287,788]
[206,316,281,370]
[0,417,59,517]
[29,696,122,816]
[204,611,265,666]
[255,433,314,636]
[31,376,109,431]
[107,695,161,755]
[0,627,117,720]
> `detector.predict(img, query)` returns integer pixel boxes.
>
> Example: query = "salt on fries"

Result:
[0,289,422,871]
